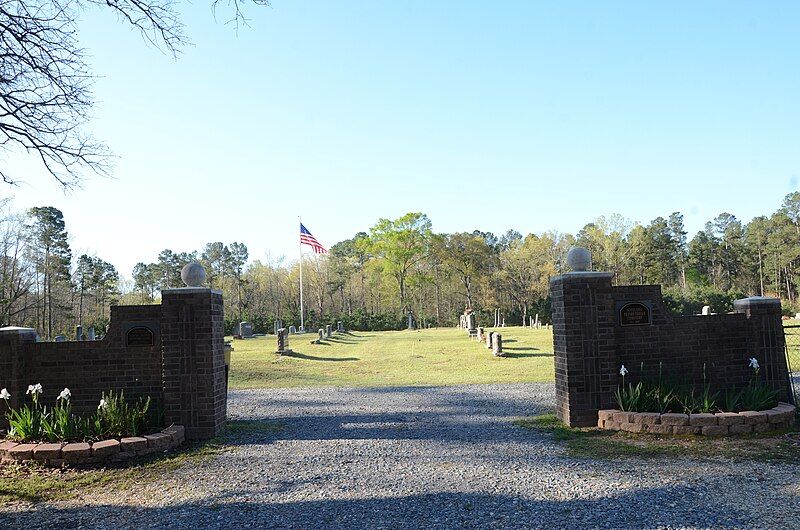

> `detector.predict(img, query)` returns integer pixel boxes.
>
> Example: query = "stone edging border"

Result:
[0,425,185,467]
[598,403,796,436]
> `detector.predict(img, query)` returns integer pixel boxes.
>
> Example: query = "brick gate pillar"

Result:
[733,296,792,403]
[161,285,226,440]
[0,327,38,427]
[550,271,616,427]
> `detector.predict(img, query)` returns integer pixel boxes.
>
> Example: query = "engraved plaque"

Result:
[619,302,651,326]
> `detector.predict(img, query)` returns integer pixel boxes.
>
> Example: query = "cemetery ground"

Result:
[229,326,555,389]
[1,328,799,528]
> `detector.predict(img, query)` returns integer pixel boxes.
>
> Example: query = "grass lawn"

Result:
[228,326,555,389]
[516,414,800,462]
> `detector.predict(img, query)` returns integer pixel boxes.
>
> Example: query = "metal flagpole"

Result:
[299,216,305,332]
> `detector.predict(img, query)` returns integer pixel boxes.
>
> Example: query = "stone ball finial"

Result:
[181,262,206,287]
[566,246,591,272]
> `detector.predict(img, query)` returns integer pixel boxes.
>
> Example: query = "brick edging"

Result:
[597,404,796,436]
[0,425,185,467]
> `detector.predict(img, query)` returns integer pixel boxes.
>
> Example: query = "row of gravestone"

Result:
[310,322,346,345]
[475,327,504,356]
[460,310,551,330]
[53,325,99,342]
[235,320,346,340]
[274,321,346,354]
[458,313,504,356]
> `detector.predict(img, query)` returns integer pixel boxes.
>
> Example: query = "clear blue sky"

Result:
[4,1,800,277]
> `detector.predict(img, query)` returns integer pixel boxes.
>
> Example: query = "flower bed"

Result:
[0,425,185,466]
[3,384,157,444]
[597,403,796,436]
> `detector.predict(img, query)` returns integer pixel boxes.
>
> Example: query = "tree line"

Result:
[2,192,800,337]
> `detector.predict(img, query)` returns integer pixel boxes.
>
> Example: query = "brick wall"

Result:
[0,288,226,440]
[551,273,792,427]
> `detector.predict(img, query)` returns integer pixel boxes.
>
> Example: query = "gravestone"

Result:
[54,335,65,342]
[485,331,494,350]
[337,321,344,333]
[75,325,82,341]
[492,333,503,356]
[407,313,415,330]
[289,325,297,334]
[87,327,95,341]
[239,322,254,338]
[476,327,484,341]
[466,313,477,336]
[276,328,292,354]
[701,306,712,316]
[325,324,332,338]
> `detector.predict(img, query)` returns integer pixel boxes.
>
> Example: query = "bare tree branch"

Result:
[0,0,267,189]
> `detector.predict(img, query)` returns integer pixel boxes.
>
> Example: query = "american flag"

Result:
[300,223,327,254]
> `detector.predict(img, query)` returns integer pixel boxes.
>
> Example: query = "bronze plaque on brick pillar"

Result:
[619,302,651,326]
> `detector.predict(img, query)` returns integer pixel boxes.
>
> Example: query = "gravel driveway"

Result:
[2,383,800,529]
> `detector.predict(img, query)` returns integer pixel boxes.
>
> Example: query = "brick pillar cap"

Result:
[733,296,781,311]
[161,287,223,295]
[551,272,614,284]
[0,326,37,337]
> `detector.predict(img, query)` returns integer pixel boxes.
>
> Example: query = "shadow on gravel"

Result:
[225,385,556,446]
[1,487,752,529]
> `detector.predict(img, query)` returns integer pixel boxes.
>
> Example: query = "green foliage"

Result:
[7,404,43,441]
[368,212,432,311]
[614,382,646,412]
[676,385,719,414]
[44,399,78,442]
[612,360,781,414]
[96,390,152,438]
[662,284,743,316]
[722,388,741,412]
[3,387,155,443]
[739,380,779,412]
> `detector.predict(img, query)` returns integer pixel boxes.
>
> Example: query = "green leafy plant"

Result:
[698,385,719,413]
[5,384,47,441]
[740,357,779,411]
[740,381,778,411]
[42,388,78,442]
[614,381,646,412]
[610,358,780,416]
[2,385,156,443]
[648,384,676,414]
[722,388,741,412]
[97,390,152,438]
